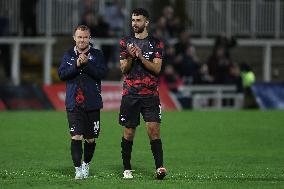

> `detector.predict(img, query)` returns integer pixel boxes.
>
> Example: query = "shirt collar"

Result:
[73,45,91,55]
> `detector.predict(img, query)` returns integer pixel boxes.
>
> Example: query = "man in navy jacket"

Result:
[58,25,107,179]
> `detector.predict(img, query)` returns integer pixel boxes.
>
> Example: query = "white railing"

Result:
[178,85,244,110]
[186,0,284,38]
[1,0,284,37]
[0,0,19,35]
[37,0,81,36]
[190,38,284,82]
[0,37,55,85]
[93,38,284,82]
[0,37,283,85]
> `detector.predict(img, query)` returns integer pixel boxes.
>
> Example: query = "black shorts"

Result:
[119,95,161,128]
[67,109,100,139]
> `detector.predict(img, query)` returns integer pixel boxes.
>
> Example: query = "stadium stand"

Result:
[0,0,284,110]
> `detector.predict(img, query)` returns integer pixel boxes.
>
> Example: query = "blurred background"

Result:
[0,0,284,111]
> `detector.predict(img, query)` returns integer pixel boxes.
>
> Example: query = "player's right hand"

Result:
[76,58,82,67]
[79,54,89,64]
[127,43,136,58]
[76,54,89,67]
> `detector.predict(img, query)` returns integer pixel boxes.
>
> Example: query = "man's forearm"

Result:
[140,56,161,74]
[121,57,133,74]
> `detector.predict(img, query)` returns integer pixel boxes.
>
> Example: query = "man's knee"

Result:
[85,138,95,143]
[146,122,160,140]
[124,128,136,141]
[71,135,83,140]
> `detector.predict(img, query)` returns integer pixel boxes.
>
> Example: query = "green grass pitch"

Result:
[0,110,284,189]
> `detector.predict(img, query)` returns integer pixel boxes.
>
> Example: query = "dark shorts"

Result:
[119,95,161,128]
[67,109,100,139]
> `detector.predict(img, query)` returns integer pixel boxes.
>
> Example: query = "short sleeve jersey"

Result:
[119,36,164,96]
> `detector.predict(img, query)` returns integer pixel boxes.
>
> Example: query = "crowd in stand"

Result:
[78,2,255,94]
[160,31,256,93]
[160,32,243,92]
[0,0,256,94]
[149,6,254,94]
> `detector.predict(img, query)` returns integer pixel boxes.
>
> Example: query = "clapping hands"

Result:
[127,44,142,59]
[77,53,90,67]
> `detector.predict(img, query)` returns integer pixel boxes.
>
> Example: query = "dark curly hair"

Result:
[131,8,149,20]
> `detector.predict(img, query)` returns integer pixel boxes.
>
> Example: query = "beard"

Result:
[132,25,145,34]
